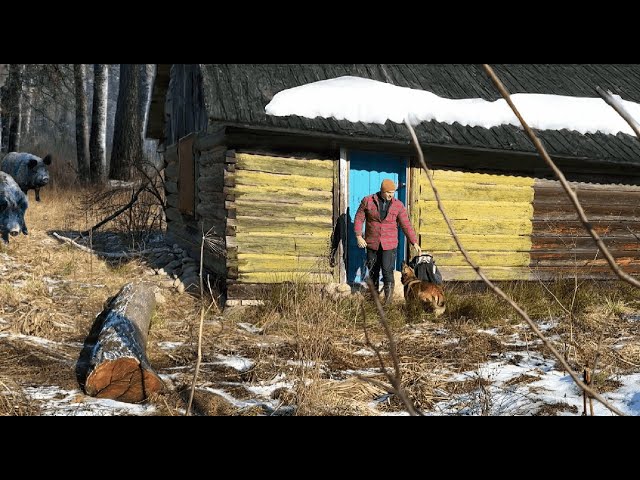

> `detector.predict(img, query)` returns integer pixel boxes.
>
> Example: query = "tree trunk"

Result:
[76,282,163,403]
[139,64,155,136]
[89,64,108,184]
[74,64,90,182]
[21,73,35,140]
[6,64,24,152]
[109,64,143,181]
[0,85,7,153]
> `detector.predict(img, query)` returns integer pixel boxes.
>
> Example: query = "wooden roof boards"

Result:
[151,64,640,171]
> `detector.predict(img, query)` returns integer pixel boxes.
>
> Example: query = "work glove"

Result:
[356,236,368,249]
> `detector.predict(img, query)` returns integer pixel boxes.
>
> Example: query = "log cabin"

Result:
[146,64,640,306]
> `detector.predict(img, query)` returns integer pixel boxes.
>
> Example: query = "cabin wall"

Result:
[531,179,640,278]
[164,132,227,276]
[164,65,208,146]
[411,165,640,280]
[225,152,335,297]
[411,167,535,281]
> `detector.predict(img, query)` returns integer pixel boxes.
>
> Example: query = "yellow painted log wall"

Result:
[412,169,535,280]
[234,153,334,283]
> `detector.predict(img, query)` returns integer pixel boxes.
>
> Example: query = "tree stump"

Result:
[76,282,164,403]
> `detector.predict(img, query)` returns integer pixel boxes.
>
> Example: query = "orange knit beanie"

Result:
[381,179,397,192]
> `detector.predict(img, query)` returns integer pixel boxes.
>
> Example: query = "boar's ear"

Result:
[28,159,38,168]
[43,154,52,165]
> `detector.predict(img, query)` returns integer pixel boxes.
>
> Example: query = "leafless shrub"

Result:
[204,234,226,258]
[73,179,164,247]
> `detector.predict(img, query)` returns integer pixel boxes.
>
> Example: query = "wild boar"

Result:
[0,172,28,243]
[1,152,52,202]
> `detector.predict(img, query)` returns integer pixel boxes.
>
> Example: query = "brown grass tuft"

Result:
[0,377,40,416]
[293,378,384,416]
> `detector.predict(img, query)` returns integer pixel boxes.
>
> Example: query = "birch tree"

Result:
[74,64,90,182]
[0,85,7,153]
[139,64,155,136]
[90,64,108,184]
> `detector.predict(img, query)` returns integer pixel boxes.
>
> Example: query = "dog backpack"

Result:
[409,254,443,285]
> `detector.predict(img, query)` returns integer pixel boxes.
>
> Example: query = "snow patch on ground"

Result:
[24,386,156,416]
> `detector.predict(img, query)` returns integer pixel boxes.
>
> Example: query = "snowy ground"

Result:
[3,316,638,416]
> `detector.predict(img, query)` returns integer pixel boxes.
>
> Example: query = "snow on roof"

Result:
[266,75,640,136]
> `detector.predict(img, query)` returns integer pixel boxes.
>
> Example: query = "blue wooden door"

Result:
[348,151,407,284]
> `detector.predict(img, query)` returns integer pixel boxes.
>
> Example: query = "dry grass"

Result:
[533,402,579,416]
[226,273,640,415]
[2,189,152,341]
[291,378,386,416]
[443,279,639,325]
[252,282,359,415]
[0,186,205,413]
[0,377,40,416]
[618,343,640,367]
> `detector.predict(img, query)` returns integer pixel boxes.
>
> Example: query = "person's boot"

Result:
[384,283,394,305]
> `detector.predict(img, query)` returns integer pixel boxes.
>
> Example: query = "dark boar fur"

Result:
[0,172,29,243]
[1,152,52,202]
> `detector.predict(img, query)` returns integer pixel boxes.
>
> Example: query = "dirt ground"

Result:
[2,187,639,416]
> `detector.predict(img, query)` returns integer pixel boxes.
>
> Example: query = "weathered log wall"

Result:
[226,152,334,284]
[164,131,227,276]
[411,168,535,281]
[530,179,640,279]
[411,166,640,281]
[163,65,208,146]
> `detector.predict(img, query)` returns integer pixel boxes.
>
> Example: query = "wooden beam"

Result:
[338,148,348,284]
[194,127,226,151]
[223,126,640,185]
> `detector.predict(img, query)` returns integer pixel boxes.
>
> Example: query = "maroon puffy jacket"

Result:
[354,194,418,250]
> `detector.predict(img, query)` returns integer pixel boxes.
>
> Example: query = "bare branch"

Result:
[482,64,640,292]
[52,232,169,258]
[80,182,149,237]
[135,161,167,207]
[595,86,640,138]
[404,119,625,416]
[186,229,209,416]
[361,280,422,416]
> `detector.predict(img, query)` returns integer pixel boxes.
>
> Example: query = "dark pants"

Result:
[366,246,396,302]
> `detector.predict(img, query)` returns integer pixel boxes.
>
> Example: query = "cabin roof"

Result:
[150,64,640,167]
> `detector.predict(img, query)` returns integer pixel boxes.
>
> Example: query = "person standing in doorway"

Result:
[354,178,421,304]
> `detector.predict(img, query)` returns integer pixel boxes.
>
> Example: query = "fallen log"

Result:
[76,282,164,403]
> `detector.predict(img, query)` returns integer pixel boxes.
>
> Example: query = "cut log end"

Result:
[85,358,164,404]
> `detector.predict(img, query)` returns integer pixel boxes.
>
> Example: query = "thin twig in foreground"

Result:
[360,280,421,416]
[404,119,624,416]
[186,229,208,416]
[595,86,640,138]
